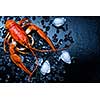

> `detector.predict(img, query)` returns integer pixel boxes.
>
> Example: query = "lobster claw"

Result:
[26,24,56,51]
[9,43,32,76]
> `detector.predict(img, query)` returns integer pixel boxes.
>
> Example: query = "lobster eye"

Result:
[5,20,14,29]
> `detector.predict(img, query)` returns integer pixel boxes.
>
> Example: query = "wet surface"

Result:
[0,16,100,83]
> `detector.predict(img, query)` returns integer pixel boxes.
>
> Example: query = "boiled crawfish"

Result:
[4,18,70,79]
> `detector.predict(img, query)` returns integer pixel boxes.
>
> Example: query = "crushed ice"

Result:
[53,17,66,27]
[59,50,71,64]
[40,60,50,75]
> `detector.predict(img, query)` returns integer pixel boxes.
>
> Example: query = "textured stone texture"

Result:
[0,16,100,83]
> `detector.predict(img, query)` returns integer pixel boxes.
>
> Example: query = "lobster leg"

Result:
[4,33,11,52]
[16,47,28,54]
[9,41,32,76]
[28,35,34,46]
[25,24,56,51]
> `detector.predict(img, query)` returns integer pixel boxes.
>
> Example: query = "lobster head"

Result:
[5,20,15,29]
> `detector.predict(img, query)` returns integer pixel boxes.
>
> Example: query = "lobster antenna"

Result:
[27,43,38,79]
[31,44,72,53]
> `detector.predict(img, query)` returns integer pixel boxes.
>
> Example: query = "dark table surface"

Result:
[0,16,100,83]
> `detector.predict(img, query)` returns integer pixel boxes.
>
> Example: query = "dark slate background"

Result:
[0,16,100,83]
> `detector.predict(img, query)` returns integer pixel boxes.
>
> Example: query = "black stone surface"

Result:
[0,16,100,83]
